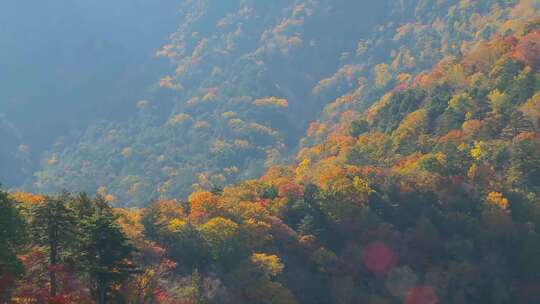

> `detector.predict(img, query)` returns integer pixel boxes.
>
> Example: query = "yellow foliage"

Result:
[202,87,218,102]
[121,147,133,158]
[198,217,239,245]
[520,92,540,127]
[470,141,485,161]
[97,186,108,196]
[221,180,264,204]
[234,139,250,149]
[396,73,412,85]
[228,118,244,128]
[295,158,311,178]
[488,89,510,114]
[374,63,392,87]
[221,111,236,119]
[448,93,473,113]
[186,96,200,107]
[168,218,187,232]
[254,97,289,108]
[352,176,372,195]
[159,75,183,91]
[366,93,393,123]
[392,109,428,146]
[487,192,509,210]
[167,113,191,126]
[194,121,210,129]
[251,253,284,277]
[462,119,482,138]
[224,166,239,175]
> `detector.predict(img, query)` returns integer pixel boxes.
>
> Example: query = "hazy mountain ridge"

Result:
[35,0,539,206]
[0,0,181,187]
[33,0,405,205]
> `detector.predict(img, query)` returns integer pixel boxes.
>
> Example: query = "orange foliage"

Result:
[461,37,510,73]
[115,208,144,239]
[486,192,510,211]
[188,191,222,218]
[462,119,483,138]
[11,192,45,204]
[513,30,540,69]
[261,165,296,187]
[278,182,304,200]
[439,130,463,143]
[306,122,328,139]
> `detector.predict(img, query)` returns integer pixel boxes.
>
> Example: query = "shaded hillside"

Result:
[0,0,181,186]
[35,0,537,206]
[34,0,404,205]
[0,116,30,185]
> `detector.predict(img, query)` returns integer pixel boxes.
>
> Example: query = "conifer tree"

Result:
[0,188,26,301]
[77,195,135,304]
[29,191,76,298]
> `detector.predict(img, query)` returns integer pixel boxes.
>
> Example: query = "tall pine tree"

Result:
[0,188,26,301]
[29,191,77,298]
[77,195,135,304]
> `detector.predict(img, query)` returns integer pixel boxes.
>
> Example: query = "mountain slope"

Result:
[0,0,180,186]
[33,0,404,205]
[135,17,540,303]
[34,0,539,206]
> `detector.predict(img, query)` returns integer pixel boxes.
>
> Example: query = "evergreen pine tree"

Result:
[0,188,26,301]
[77,196,135,304]
[29,191,77,298]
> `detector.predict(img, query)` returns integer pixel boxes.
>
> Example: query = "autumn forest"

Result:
[2,0,540,303]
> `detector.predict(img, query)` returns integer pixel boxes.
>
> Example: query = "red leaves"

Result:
[153,287,169,302]
[405,286,438,304]
[513,31,540,69]
[392,82,409,93]
[278,182,304,200]
[0,272,15,295]
[361,242,398,276]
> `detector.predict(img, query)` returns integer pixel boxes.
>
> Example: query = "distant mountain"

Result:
[0,0,180,186]
[33,0,400,204]
[0,115,30,185]
[27,0,540,206]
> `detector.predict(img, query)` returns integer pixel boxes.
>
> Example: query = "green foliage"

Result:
[29,191,78,297]
[348,119,370,137]
[30,192,77,255]
[77,201,135,304]
[34,0,530,206]
[0,188,26,300]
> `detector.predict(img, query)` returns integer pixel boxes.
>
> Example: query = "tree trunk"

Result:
[97,281,107,304]
[50,242,57,298]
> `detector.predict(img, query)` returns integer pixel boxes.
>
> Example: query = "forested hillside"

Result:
[2,1,540,303]
[0,116,30,185]
[0,0,180,187]
[32,0,398,205]
[33,0,540,206]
